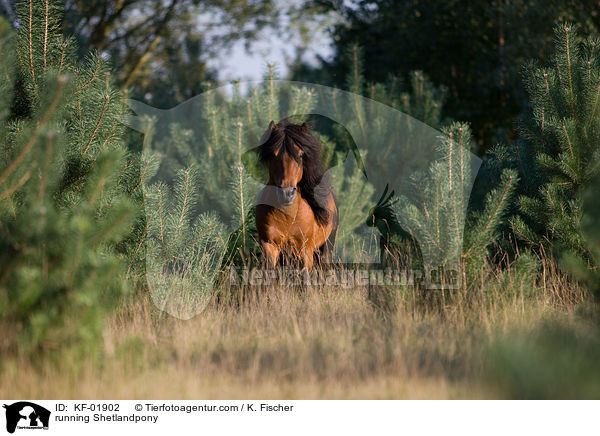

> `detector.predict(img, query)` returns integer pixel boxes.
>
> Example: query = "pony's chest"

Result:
[256,202,316,248]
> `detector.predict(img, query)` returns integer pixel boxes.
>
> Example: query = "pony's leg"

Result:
[261,241,280,268]
[300,248,314,270]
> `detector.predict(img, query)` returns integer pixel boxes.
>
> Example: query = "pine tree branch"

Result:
[448,131,463,251]
[562,123,574,159]
[90,205,132,245]
[57,41,66,73]
[209,109,217,158]
[588,78,600,125]
[88,158,112,207]
[464,172,515,258]
[74,58,101,95]
[83,94,110,154]
[36,133,55,203]
[176,169,190,238]
[128,213,151,276]
[43,0,49,72]
[0,168,32,201]
[131,156,150,195]
[564,26,575,112]
[0,77,65,187]
[158,188,164,244]
[27,0,38,99]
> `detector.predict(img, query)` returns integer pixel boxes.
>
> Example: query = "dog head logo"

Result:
[3,402,50,433]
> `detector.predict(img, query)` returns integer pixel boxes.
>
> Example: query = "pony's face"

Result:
[267,142,304,205]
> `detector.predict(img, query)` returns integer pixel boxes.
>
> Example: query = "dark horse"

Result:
[255,121,338,269]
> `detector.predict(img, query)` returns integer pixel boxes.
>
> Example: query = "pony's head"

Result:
[258,121,329,222]
[259,121,304,205]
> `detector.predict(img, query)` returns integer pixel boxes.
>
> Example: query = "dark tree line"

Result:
[293,0,600,152]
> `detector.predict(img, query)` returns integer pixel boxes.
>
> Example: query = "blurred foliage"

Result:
[62,0,277,106]
[483,317,600,399]
[0,0,142,357]
[563,172,600,300]
[293,0,600,151]
[0,0,339,107]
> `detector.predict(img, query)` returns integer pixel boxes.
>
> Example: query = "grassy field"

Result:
[2,255,597,400]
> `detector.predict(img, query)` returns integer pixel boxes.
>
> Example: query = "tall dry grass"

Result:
[0,256,591,399]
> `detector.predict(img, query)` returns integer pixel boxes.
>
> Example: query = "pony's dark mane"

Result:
[258,120,331,225]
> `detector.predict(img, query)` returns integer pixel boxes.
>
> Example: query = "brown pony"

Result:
[255,121,338,269]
